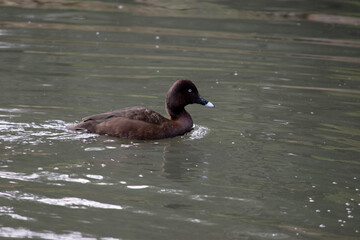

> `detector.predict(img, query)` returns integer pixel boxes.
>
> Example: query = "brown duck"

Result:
[67,79,214,140]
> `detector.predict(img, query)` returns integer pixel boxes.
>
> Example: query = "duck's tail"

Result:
[66,121,97,133]
[66,123,85,131]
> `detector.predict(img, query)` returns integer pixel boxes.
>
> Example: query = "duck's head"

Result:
[166,79,214,118]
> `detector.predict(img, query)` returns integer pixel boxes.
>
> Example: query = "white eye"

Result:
[188,89,192,93]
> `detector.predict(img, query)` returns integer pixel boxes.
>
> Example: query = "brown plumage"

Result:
[66,79,214,140]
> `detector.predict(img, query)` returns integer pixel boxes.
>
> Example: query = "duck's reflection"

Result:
[160,144,203,180]
[88,136,209,182]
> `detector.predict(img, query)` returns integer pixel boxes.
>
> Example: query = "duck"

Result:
[66,79,214,140]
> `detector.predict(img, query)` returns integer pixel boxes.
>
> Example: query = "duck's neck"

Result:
[167,105,187,119]
[167,107,193,133]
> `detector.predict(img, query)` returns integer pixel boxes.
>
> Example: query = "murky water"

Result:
[0,0,359,239]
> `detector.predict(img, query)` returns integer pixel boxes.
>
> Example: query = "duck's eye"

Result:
[188,89,192,93]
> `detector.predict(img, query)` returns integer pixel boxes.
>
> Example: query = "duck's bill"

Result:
[197,96,215,108]
[204,101,214,107]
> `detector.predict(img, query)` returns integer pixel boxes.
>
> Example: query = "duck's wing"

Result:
[82,106,168,125]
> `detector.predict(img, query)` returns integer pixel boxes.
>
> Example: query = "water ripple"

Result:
[0,206,35,221]
[0,170,118,186]
[0,191,124,210]
[0,227,120,240]
[0,119,97,144]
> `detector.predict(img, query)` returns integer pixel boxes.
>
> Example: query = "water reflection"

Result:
[161,145,203,180]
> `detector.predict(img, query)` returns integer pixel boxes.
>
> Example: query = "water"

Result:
[0,0,359,239]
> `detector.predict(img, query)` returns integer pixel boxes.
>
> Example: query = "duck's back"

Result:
[82,106,167,125]
[67,106,170,135]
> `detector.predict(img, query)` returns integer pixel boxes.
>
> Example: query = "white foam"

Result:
[0,191,123,210]
[0,119,97,144]
[127,185,149,190]
[188,124,210,140]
